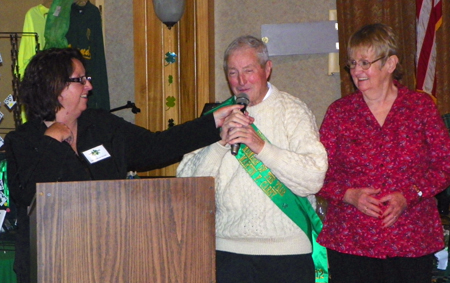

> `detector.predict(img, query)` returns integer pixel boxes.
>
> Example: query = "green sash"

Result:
[207,97,328,282]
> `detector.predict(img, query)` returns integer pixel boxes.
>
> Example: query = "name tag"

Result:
[82,145,111,164]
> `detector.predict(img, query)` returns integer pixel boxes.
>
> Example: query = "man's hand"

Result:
[218,107,254,146]
[226,125,265,154]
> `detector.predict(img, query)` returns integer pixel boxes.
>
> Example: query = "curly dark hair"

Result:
[19,48,85,121]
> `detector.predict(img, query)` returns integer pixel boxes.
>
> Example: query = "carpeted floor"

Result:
[432,271,450,283]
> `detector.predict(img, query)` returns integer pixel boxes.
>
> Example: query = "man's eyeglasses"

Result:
[347,57,385,70]
[67,76,92,85]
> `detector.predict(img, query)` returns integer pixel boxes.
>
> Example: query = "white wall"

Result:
[214,0,341,125]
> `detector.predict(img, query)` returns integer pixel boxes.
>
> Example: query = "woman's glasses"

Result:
[67,76,92,85]
[347,57,384,70]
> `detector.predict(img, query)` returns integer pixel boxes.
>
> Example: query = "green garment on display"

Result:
[0,248,16,283]
[0,159,9,209]
[44,0,72,49]
[66,1,111,111]
[0,158,15,283]
[18,4,48,77]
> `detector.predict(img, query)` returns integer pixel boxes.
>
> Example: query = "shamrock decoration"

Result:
[166,96,176,110]
[168,118,175,128]
[164,52,177,66]
[168,75,173,85]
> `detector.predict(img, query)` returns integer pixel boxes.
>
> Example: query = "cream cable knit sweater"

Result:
[177,84,328,255]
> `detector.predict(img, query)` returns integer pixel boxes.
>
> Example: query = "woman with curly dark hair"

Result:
[5,47,250,283]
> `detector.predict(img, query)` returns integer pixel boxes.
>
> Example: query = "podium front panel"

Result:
[30,177,215,283]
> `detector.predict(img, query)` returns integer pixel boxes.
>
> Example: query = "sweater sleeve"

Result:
[254,96,328,197]
[177,142,229,177]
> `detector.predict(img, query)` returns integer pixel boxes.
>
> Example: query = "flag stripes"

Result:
[416,0,442,97]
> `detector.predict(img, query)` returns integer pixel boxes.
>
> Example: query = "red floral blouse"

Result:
[317,82,450,258]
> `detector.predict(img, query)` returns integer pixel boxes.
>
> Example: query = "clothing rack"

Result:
[0,32,39,129]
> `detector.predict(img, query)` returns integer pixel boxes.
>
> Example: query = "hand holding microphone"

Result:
[231,93,249,155]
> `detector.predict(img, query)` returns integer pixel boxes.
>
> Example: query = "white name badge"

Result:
[82,145,111,164]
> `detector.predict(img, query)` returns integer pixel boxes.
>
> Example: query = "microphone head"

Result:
[235,93,249,106]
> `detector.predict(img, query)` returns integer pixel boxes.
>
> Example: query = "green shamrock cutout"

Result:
[166,96,176,110]
[164,52,177,66]
[168,75,173,85]
[168,118,175,128]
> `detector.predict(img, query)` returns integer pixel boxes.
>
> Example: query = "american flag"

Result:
[416,0,442,98]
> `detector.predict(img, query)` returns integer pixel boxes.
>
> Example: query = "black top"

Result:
[5,108,220,282]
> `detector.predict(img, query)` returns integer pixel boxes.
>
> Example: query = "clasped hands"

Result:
[343,187,407,228]
[216,106,264,154]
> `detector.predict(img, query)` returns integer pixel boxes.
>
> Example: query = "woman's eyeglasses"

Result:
[347,57,384,70]
[67,76,92,85]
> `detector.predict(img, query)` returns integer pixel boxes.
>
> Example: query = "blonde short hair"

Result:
[348,23,403,80]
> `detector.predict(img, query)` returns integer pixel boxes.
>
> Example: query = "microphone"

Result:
[231,93,249,156]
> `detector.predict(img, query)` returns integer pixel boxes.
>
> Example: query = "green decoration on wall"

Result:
[164,52,177,66]
[166,96,176,110]
[168,118,175,128]
[168,75,173,85]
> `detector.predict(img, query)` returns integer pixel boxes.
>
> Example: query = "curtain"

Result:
[336,0,416,96]
[436,1,450,114]
[336,0,450,114]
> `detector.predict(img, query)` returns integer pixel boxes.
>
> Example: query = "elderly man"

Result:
[177,35,328,283]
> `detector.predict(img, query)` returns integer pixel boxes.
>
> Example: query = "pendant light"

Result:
[152,0,186,30]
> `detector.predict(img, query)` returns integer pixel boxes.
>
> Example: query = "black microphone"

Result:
[231,93,250,156]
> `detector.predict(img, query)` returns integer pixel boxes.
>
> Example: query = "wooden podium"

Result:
[29,177,216,283]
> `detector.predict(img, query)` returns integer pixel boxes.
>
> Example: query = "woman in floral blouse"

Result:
[317,23,450,283]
